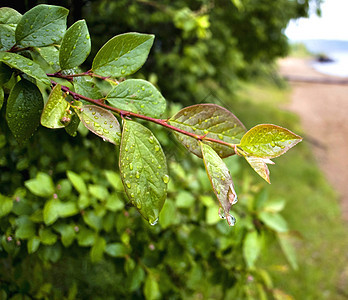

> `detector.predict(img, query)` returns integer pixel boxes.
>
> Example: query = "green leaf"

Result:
[0,194,13,217]
[88,184,109,201]
[58,201,79,218]
[27,236,40,253]
[0,62,12,85]
[264,198,286,213]
[119,120,168,224]
[104,170,123,191]
[0,24,16,51]
[39,228,57,245]
[105,194,124,212]
[34,46,60,72]
[259,211,288,232]
[64,113,80,137]
[277,232,299,270]
[83,210,103,231]
[76,226,95,246]
[106,79,166,118]
[76,105,121,145]
[243,231,261,268]
[176,191,195,208]
[144,274,161,300]
[43,199,60,225]
[41,84,70,128]
[15,4,68,47]
[53,224,76,247]
[59,20,91,70]
[105,243,130,257]
[127,265,145,292]
[6,79,43,143]
[244,156,274,184]
[92,32,154,77]
[239,124,302,158]
[25,172,55,197]
[73,76,103,100]
[158,199,177,229]
[15,216,35,239]
[90,235,106,262]
[0,52,50,85]
[201,142,237,226]
[67,170,87,194]
[0,7,22,24]
[169,104,246,158]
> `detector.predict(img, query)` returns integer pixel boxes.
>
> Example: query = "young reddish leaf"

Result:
[119,120,168,225]
[6,79,43,143]
[59,20,91,70]
[201,142,237,226]
[244,156,274,184]
[0,52,50,85]
[41,84,70,128]
[239,124,302,158]
[75,105,121,145]
[106,79,166,118]
[92,33,154,77]
[169,104,246,158]
[15,4,68,47]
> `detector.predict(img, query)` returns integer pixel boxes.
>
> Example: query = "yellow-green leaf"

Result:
[244,156,274,184]
[169,104,246,158]
[201,142,237,226]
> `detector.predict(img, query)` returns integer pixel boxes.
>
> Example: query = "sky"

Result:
[286,0,348,41]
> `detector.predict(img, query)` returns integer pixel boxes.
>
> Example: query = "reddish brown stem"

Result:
[51,80,236,151]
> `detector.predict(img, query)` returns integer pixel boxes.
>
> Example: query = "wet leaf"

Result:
[73,76,102,100]
[0,52,50,85]
[34,46,60,72]
[92,32,154,77]
[76,105,121,145]
[201,142,237,226]
[119,120,168,224]
[244,156,274,184]
[0,24,16,51]
[243,230,261,268]
[6,80,43,143]
[0,7,22,25]
[106,79,166,118]
[0,62,13,85]
[239,124,302,158]
[15,4,68,47]
[64,113,80,137]
[169,104,246,158]
[59,20,91,70]
[41,84,70,128]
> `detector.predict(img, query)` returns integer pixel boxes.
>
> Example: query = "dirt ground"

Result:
[278,57,348,221]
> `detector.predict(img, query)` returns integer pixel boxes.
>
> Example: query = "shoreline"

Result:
[279,57,348,221]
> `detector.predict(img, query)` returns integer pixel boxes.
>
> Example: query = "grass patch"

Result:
[231,78,348,299]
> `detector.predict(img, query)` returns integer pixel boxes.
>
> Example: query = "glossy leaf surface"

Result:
[73,76,103,100]
[41,84,70,128]
[6,79,43,143]
[0,52,50,85]
[201,142,237,226]
[239,124,302,158]
[0,7,22,24]
[15,4,68,47]
[244,156,274,184]
[119,120,168,224]
[106,79,166,118]
[0,24,16,51]
[92,32,154,77]
[169,104,246,158]
[59,20,91,69]
[76,105,121,144]
[34,45,60,72]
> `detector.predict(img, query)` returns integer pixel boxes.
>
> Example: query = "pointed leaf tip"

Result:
[240,124,302,159]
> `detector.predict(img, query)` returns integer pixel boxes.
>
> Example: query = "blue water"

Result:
[294,39,348,77]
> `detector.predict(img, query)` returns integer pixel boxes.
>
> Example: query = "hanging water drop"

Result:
[129,163,133,170]
[218,207,226,219]
[162,174,169,184]
[149,218,158,226]
[226,214,236,226]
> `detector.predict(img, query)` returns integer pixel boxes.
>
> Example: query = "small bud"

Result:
[74,226,79,232]
[7,236,12,242]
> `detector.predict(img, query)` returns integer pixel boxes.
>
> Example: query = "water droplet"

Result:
[271,141,276,147]
[125,147,128,152]
[218,134,223,140]
[89,107,93,111]
[218,207,226,219]
[130,193,134,198]
[126,181,131,188]
[86,34,90,39]
[140,104,145,108]
[183,111,188,116]
[136,171,140,179]
[136,202,142,209]
[148,136,154,144]
[103,129,109,133]
[129,163,133,170]
[123,173,126,178]
[85,120,90,124]
[121,70,125,74]
[3,56,10,60]
[226,214,236,226]
[162,174,169,184]
[141,86,145,91]
[110,124,113,128]
[30,25,33,29]
[155,145,160,151]
[158,165,162,169]
[149,218,158,226]
[94,123,100,127]
[92,111,96,115]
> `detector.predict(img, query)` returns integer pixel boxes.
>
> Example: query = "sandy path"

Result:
[278,57,348,221]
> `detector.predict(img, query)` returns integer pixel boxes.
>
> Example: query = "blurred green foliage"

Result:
[1,0,322,299]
